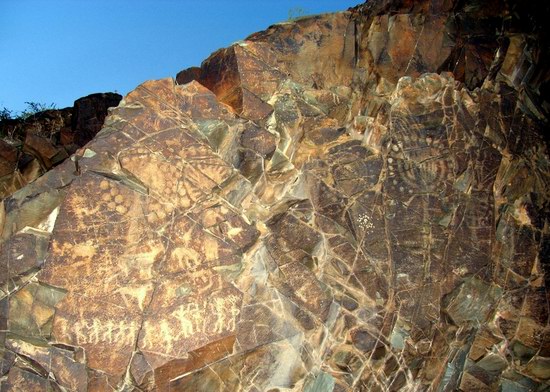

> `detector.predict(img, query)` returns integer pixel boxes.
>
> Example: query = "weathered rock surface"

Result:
[0,92,122,198]
[1,0,549,390]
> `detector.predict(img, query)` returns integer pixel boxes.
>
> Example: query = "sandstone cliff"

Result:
[0,0,549,391]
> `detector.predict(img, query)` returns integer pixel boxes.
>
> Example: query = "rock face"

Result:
[1,0,549,390]
[0,93,122,198]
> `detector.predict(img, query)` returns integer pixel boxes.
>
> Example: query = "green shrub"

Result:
[19,101,57,119]
[0,107,12,121]
[288,7,307,21]
[0,101,57,123]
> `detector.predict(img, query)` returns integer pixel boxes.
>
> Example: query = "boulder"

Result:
[0,93,122,198]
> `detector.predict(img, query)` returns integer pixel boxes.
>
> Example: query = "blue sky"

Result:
[0,1,359,113]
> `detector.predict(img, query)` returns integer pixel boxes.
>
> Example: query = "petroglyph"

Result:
[139,292,242,357]
[385,110,452,196]
[114,284,153,311]
[65,319,139,346]
[357,213,374,230]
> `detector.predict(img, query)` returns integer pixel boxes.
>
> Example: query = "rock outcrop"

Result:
[1,0,549,391]
[0,93,122,198]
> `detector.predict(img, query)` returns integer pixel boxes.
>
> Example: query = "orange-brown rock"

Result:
[1,0,549,391]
